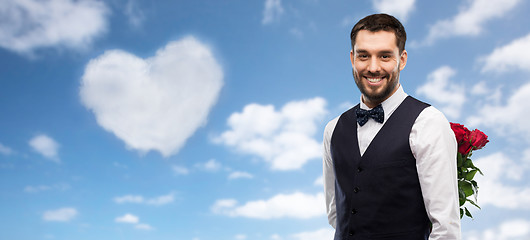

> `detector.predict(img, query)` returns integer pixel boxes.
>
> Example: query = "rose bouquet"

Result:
[450,122,489,219]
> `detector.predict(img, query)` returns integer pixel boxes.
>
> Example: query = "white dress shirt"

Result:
[323,85,461,240]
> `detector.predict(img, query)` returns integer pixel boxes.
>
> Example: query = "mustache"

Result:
[364,73,386,78]
[351,69,387,79]
[351,69,387,78]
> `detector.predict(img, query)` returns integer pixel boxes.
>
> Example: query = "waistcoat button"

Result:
[353,187,359,193]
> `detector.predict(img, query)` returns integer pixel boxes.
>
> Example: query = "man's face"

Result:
[350,30,407,108]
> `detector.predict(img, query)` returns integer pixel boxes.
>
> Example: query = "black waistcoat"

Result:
[330,96,431,240]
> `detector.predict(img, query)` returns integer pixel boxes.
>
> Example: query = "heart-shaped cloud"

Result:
[80,36,223,157]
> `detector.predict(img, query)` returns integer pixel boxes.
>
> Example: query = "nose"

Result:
[367,58,381,74]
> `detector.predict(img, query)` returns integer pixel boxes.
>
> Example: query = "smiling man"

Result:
[323,14,461,240]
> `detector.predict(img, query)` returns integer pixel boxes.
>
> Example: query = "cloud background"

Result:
[1,0,529,239]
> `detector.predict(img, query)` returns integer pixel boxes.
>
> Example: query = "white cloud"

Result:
[115,213,139,224]
[372,0,415,22]
[145,192,175,206]
[262,0,284,25]
[211,192,325,219]
[43,207,77,222]
[470,81,488,95]
[337,101,355,113]
[0,143,13,155]
[270,234,282,240]
[465,218,530,240]
[468,82,530,142]
[341,16,355,28]
[124,0,145,28]
[524,149,530,167]
[135,223,154,230]
[196,159,222,172]
[420,0,521,45]
[113,162,128,169]
[114,195,144,204]
[0,0,108,54]
[113,192,175,206]
[235,234,247,240]
[115,213,154,230]
[480,33,530,73]
[416,66,465,118]
[0,143,14,155]
[172,165,189,175]
[29,134,60,162]
[215,97,327,170]
[211,199,237,212]
[473,152,530,210]
[228,171,253,180]
[80,36,223,157]
[26,185,51,193]
[289,28,304,38]
[24,183,70,193]
[313,175,323,186]
[44,234,55,239]
[291,228,335,240]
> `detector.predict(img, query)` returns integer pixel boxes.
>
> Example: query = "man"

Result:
[322,14,461,240]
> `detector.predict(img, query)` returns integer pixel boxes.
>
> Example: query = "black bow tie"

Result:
[355,104,384,126]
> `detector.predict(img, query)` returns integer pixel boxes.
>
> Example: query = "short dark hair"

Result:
[350,13,407,53]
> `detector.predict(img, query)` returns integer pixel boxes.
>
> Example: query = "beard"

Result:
[353,68,400,104]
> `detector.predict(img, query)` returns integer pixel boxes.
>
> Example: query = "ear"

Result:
[350,50,355,67]
[399,50,407,71]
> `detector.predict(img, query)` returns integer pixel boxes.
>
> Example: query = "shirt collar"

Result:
[359,85,408,121]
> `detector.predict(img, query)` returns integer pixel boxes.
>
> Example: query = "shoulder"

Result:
[323,116,340,140]
[416,106,450,127]
[410,106,457,159]
[412,105,454,142]
[323,105,358,138]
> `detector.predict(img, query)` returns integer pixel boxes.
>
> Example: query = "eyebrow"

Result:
[355,49,395,55]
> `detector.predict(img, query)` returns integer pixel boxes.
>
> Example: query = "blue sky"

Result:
[1,0,530,239]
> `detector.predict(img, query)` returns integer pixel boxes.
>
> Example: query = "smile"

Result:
[366,77,384,83]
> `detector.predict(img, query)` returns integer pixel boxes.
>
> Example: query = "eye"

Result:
[357,54,368,60]
[380,55,392,61]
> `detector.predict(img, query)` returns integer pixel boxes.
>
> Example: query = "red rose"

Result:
[449,122,488,219]
[450,122,473,155]
[470,129,489,150]
[450,122,470,144]
[458,138,472,155]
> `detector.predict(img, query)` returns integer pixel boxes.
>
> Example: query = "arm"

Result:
[323,117,339,228]
[410,107,461,240]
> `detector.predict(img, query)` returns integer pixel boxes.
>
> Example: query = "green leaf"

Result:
[459,181,474,197]
[471,180,478,188]
[459,189,466,206]
[465,170,478,181]
[460,208,464,219]
[466,198,481,210]
[475,166,484,176]
[471,180,479,193]
[464,207,473,219]
[464,159,474,168]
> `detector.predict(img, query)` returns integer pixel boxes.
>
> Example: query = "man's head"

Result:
[349,14,408,108]
[350,13,406,54]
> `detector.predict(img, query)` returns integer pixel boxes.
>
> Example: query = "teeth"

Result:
[367,77,382,83]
